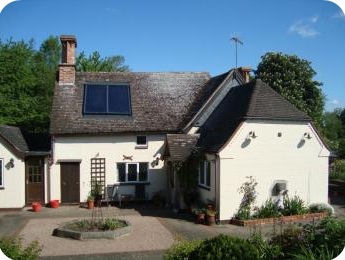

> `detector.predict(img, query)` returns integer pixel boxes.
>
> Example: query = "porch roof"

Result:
[163,134,199,162]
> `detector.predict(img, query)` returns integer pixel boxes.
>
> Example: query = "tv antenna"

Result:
[230,36,243,68]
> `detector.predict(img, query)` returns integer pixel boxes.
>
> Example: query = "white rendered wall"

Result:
[0,143,26,208]
[50,134,167,202]
[218,121,330,221]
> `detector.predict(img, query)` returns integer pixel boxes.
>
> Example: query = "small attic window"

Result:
[83,84,131,115]
[136,136,148,148]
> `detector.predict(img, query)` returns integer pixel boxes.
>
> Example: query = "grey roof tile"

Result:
[164,134,199,161]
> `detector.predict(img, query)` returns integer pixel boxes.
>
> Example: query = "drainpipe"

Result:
[215,154,219,215]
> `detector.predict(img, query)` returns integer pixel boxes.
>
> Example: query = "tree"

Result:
[322,109,343,151]
[255,52,325,126]
[76,51,130,72]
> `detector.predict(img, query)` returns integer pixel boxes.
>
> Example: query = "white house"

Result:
[1,35,330,221]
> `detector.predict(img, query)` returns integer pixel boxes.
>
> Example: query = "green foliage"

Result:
[189,235,260,259]
[330,160,345,181]
[291,245,337,260]
[164,240,201,260]
[255,52,325,126]
[309,203,333,215]
[0,236,42,260]
[281,195,309,216]
[64,218,127,231]
[254,198,281,219]
[76,51,130,72]
[235,176,258,220]
[249,232,282,260]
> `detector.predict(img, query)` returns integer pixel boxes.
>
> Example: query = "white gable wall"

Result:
[218,120,330,221]
[50,134,167,202]
[0,143,25,208]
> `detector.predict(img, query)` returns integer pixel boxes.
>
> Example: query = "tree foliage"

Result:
[0,37,59,132]
[255,52,325,125]
[76,51,129,72]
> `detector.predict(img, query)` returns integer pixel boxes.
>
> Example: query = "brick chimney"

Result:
[58,35,77,85]
[239,66,251,83]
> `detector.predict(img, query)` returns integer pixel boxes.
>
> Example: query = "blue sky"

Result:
[0,0,344,111]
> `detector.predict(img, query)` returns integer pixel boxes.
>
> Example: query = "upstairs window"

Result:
[136,136,148,148]
[83,84,131,115]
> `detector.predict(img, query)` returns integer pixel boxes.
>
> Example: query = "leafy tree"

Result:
[76,51,130,72]
[255,52,325,126]
[322,109,343,151]
[0,36,60,133]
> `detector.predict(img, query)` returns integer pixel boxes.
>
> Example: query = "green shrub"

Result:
[254,198,281,219]
[189,234,260,259]
[330,160,345,181]
[309,203,334,216]
[100,218,126,231]
[282,195,309,216]
[249,232,282,260]
[0,236,42,260]
[164,239,201,260]
[290,245,338,260]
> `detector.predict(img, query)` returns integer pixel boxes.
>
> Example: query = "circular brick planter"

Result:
[53,219,132,240]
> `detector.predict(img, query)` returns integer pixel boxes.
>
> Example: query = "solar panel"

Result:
[83,84,131,115]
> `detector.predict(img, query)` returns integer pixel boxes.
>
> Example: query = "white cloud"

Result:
[333,10,345,20]
[331,99,340,106]
[288,16,319,38]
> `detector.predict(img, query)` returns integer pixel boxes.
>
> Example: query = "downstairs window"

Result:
[117,162,148,183]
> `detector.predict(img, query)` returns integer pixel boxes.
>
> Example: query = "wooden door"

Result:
[26,158,44,204]
[60,162,80,203]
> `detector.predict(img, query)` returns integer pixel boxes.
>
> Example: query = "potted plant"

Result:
[32,202,42,212]
[205,205,217,226]
[87,195,94,209]
[50,199,59,208]
[192,208,206,224]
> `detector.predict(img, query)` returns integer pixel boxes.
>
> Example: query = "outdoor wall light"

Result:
[303,132,312,139]
[151,157,160,168]
[248,131,257,138]
[5,158,14,170]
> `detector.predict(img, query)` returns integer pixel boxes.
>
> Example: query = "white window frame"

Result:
[135,136,148,149]
[199,161,211,188]
[117,162,149,183]
[0,158,4,188]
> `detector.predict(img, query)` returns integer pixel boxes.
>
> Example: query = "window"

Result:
[199,161,211,188]
[117,162,148,183]
[83,84,131,115]
[136,136,148,148]
[0,159,3,187]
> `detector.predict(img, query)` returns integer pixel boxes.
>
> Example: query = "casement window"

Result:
[83,84,132,115]
[117,162,148,183]
[136,136,148,148]
[0,159,3,188]
[199,161,211,188]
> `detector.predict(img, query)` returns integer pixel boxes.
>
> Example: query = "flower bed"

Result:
[230,212,328,226]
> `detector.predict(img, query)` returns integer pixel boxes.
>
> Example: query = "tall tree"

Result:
[255,52,325,126]
[76,51,130,72]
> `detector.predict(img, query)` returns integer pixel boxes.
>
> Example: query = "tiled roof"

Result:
[50,72,210,135]
[0,125,28,158]
[198,79,311,152]
[0,125,51,157]
[164,134,199,161]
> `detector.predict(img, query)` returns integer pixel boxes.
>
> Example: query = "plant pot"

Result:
[87,200,94,209]
[32,202,42,212]
[206,215,216,226]
[50,200,59,208]
[196,213,205,224]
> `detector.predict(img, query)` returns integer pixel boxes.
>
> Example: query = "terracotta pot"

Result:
[196,213,205,224]
[32,202,42,212]
[50,200,59,208]
[87,200,94,209]
[206,215,216,226]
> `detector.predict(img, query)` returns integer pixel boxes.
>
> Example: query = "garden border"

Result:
[229,212,328,226]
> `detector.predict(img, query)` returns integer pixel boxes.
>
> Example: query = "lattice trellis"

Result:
[90,158,106,196]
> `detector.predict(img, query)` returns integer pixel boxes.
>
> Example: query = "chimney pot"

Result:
[239,66,251,83]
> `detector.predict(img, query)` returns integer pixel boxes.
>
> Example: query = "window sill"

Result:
[116,182,150,186]
[198,184,211,191]
[135,145,148,149]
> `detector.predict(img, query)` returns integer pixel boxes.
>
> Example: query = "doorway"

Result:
[60,162,80,203]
